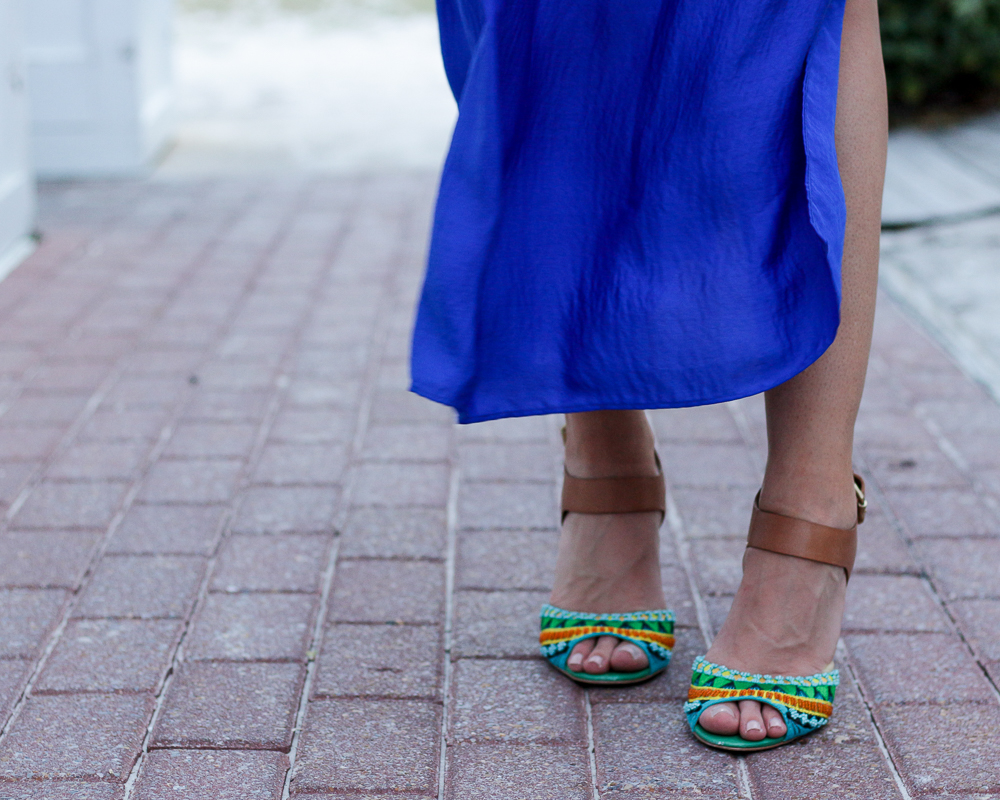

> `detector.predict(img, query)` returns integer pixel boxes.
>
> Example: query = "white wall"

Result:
[0,0,36,271]
[25,0,174,177]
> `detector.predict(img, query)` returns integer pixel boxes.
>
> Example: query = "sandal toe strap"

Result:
[540,625,675,661]
[684,656,838,737]
[539,604,675,661]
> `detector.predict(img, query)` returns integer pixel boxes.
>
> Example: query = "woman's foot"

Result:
[698,489,856,742]
[549,410,666,676]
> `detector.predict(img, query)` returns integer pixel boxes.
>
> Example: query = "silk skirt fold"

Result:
[411,0,847,423]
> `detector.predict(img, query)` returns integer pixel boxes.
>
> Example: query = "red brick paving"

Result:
[0,693,154,780]
[290,699,440,794]
[74,554,206,619]
[449,659,585,744]
[0,588,69,657]
[328,559,444,624]
[107,503,227,556]
[0,782,123,800]
[210,533,331,592]
[134,750,288,800]
[312,623,442,700]
[338,506,446,559]
[231,486,340,534]
[458,480,559,530]
[183,591,318,661]
[0,177,997,799]
[446,743,592,799]
[35,619,183,693]
[456,529,558,590]
[150,661,305,750]
[593,704,741,796]
[0,659,31,721]
[0,530,101,588]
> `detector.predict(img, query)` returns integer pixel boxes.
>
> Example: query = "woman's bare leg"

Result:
[551,410,665,674]
[698,0,887,740]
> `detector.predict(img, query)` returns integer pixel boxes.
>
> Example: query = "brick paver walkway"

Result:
[0,176,998,799]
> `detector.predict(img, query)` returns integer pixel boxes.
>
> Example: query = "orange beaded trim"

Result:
[540,626,676,650]
[687,686,833,718]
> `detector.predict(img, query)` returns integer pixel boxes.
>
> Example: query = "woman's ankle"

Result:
[757,467,859,530]
[565,410,658,478]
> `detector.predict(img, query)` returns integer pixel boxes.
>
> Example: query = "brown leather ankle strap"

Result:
[561,452,666,522]
[746,474,866,581]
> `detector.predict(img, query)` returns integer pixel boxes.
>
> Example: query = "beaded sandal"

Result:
[684,474,867,751]
[540,438,675,686]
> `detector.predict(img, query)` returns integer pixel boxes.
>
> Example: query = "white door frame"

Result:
[0,0,36,276]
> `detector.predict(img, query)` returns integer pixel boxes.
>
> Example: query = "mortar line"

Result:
[0,183,183,423]
[280,323,386,799]
[584,690,600,800]
[725,399,765,478]
[736,760,754,800]
[916,412,972,473]
[0,182,265,745]
[835,454,957,797]
[110,178,343,796]
[279,177,422,796]
[661,404,752,796]
[665,489,714,648]
[854,412,1000,706]
[279,534,343,800]
[436,465,460,800]
[841,652,914,800]
[1,187,213,525]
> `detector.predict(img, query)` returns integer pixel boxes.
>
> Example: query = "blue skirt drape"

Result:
[411,0,847,424]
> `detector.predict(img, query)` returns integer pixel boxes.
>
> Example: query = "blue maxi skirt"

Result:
[411,0,848,424]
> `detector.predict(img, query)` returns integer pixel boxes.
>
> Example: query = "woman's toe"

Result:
[609,641,649,672]
[761,704,787,738]
[567,639,595,672]
[582,635,619,674]
[738,700,766,741]
[698,702,740,735]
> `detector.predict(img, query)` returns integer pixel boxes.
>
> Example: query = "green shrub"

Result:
[880,0,1000,107]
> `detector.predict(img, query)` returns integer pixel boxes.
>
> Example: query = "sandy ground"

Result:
[158,1,456,176]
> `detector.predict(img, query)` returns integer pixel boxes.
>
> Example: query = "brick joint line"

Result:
[435,466,460,800]
[0,183,268,750]
[119,179,341,797]
[280,179,422,799]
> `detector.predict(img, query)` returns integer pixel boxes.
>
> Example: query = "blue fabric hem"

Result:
[411,324,836,424]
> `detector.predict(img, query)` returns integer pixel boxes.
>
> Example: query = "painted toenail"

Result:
[588,656,604,667]
[623,644,643,659]
[568,655,583,669]
[745,720,762,733]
